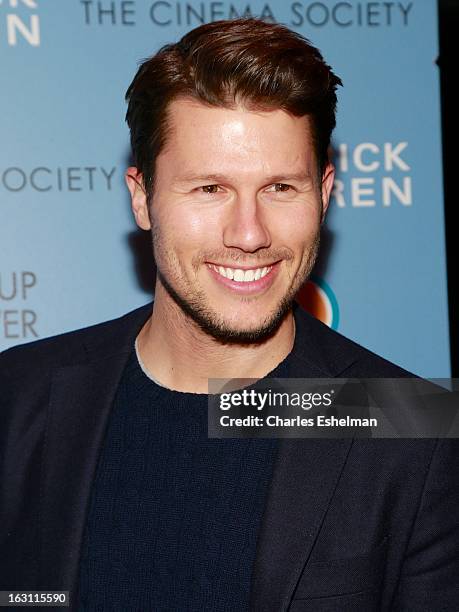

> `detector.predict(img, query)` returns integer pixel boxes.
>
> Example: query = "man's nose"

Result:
[222,195,271,253]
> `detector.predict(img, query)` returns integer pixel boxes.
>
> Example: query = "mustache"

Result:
[192,247,295,268]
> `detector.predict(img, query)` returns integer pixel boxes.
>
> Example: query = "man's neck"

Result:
[136,289,296,394]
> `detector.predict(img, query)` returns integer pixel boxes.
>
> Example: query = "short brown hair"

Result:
[125,18,342,202]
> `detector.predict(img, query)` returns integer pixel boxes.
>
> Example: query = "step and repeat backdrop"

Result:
[0,1,451,377]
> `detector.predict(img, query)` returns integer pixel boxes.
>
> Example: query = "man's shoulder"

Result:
[1,301,414,379]
[0,302,152,375]
[293,305,414,378]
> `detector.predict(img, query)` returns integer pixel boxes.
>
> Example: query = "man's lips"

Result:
[206,261,281,293]
[205,262,280,271]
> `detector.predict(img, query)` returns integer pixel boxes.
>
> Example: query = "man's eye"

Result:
[200,185,220,194]
[272,183,291,192]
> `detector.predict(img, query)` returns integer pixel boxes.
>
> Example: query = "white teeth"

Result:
[210,264,273,282]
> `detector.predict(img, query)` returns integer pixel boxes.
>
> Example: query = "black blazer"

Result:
[1,302,458,611]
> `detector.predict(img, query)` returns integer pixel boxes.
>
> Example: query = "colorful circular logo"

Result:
[296,276,339,330]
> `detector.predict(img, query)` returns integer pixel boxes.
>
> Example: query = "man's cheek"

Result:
[187,211,223,240]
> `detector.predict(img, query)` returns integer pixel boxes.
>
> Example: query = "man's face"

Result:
[127,98,334,343]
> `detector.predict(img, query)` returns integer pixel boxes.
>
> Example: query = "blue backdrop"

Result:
[0,0,450,377]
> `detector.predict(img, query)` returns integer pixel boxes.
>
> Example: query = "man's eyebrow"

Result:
[263,172,313,183]
[174,172,313,184]
[174,173,229,184]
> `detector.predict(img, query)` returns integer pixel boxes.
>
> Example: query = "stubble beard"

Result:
[151,225,321,345]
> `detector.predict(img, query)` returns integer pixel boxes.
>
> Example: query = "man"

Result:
[1,17,458,612]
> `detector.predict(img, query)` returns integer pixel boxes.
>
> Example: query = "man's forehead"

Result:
[164,96,312,137]
[161,98,316,169]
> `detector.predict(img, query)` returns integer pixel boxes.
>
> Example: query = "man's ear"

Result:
[125,167,151,230]
[320,162,335,223]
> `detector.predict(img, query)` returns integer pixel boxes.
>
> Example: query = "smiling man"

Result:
[2,17,458,612]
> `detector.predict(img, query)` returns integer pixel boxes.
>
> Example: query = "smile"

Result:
[205,261,281,295]
[206,264,273,282]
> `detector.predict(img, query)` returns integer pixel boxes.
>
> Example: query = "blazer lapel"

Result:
[38,304,153,608]
[249,438,353,611]
[250,305,358,611]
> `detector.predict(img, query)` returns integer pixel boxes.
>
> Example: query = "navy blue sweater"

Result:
[77,349,285,611]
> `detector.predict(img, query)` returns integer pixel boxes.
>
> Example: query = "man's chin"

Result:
[180,299,293,345]
[157,269,294,344]
[197,316,288,344]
